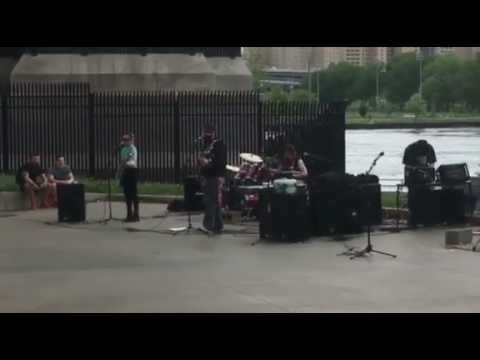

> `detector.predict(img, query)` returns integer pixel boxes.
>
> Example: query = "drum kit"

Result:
[226,153,270,185]
[224,153,307,221]
[223,153,267,219]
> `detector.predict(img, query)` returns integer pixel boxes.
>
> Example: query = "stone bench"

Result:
[0,191,105,212]
[0,191,31,211]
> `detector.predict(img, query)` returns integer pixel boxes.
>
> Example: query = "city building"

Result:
[245,47,480,75]
[373,47,395,64]
[454,47,480,60]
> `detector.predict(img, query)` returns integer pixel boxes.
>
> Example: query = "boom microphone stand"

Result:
[99,147,123,224]
[170,136,207,235]
[339,152,397,260]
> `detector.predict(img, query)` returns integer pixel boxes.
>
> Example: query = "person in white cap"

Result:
[119,133,139,222]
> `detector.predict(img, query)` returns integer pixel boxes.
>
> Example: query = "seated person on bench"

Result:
[16,154,51,209]
[47,156,75,203]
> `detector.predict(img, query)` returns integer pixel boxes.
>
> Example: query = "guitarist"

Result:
[197,123,227,234]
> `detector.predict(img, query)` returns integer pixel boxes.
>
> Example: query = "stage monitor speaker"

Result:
[437,163,470,185]
[57,184,86,223]
[441,188,466,224]
[310,186,362,236]
[183,176,204,211]
[357,183,383,226]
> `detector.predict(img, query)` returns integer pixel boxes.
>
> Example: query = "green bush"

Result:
[358,102,368,118]
[265,86,289,103]
[404,93,427,116]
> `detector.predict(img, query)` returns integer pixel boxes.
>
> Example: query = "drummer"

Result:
[276,144,308,179]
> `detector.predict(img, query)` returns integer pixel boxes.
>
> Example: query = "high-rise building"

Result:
[453,47,480,60]
[435,47,454,56]
[397,47,419,54]
[245,47,472,72]
[323,47,367,67]
[323,47,395,67]
[370,47,395,64]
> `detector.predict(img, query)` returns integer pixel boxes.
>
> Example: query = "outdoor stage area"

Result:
[1,202,480,313]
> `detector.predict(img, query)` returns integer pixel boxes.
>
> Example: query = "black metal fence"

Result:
[0,83,346,183]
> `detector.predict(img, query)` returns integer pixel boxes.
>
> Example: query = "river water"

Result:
[346,127,480,189]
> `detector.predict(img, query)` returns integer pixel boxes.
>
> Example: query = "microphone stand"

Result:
[339,152,397,260]
[99,147,123,224]
[170,137,206,235]
[366,152,383,176]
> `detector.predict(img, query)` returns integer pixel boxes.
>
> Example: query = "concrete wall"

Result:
[0,57,19,90]
[206,57,253,90]
[11,54,253,91]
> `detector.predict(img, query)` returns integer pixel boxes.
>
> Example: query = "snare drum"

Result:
[254,164,271,183]
[236,163,251,180]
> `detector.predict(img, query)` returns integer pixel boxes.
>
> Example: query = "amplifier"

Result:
[184,176,204,211]
[57,183,86,223]
[408,187,442,226]
[356,183,383,226]
[441,188,466,224]
[437,163,470,185]
[270,193,310,242]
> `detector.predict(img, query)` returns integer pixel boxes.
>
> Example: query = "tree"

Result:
[404,93,427,116]
[349,64,376,102]
[383,53,425,106]
[310,62,361,102]
[288,89,316,102]
[454,59,480,111]
[244,48,267,90]
[266,86,288,103]
[422,55,462,112]
[358,102,368,118]
[376,98,397,115]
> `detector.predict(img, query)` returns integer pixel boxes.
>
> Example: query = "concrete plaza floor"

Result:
[0,201,480,313]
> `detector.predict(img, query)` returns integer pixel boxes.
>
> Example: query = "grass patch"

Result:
[382,192,402,208]
[1,174,407,208]
[0,175,183,197]
[346,113,480,125]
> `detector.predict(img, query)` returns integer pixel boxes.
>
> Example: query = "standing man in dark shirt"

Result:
[198,124,227,234]
[16,154,50,209]
[402,139,437,226]
[403,139,437,169]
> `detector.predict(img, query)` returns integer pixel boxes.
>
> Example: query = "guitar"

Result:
[197,139,218,171]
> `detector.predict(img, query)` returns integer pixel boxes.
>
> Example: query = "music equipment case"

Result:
[57,183,86,223]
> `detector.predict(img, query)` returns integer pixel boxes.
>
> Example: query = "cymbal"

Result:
[226,165,240,173]
[240,153,263,164]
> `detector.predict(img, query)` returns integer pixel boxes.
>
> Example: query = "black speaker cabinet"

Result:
[270,193,310,242]
[441,188,466,224]
[309,175,380,236]
[437,163,470,185]
[408,186,442,226]
[258,190,272,239]
[57,184,86,223]
[260,191,309,242]
[357,183,383,226]
[183,176,204,211]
